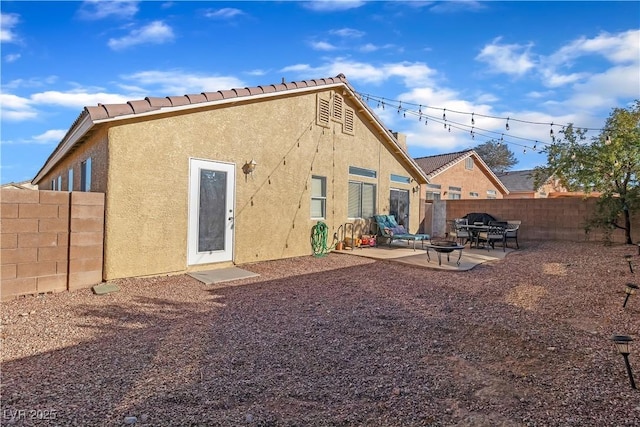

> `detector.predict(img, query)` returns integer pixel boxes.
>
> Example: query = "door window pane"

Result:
[198,169,226,252]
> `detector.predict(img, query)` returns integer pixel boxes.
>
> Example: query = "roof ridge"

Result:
[85,74,350,121]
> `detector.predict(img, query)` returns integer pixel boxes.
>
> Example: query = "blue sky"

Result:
[1,1,639,185]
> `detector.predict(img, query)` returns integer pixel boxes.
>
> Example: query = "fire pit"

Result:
[425,240,465,266]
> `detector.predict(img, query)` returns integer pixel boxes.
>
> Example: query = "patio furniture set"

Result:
[339,213,520,267]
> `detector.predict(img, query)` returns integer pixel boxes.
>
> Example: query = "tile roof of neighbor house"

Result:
[413,149,510,194]
[495,170,537,192]
[33,74,429,184]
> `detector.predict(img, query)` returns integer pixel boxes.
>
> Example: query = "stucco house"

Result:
[413,150,509,200]
[496,169,566,199]
[32,74,428,280]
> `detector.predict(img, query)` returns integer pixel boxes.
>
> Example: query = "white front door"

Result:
[188,159,235,265]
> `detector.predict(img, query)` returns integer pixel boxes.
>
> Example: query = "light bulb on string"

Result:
[471,113,475,125]
[397,102,402,114]
[506,118,510,131]
[550,123,554,138]
[606,134,612,145]
[424,118,428,126]
[533,141,537,150]
[444,122,447,129]
[448,125,451,132]
[523,148,527,154]
[443,109,447,121]
[418,105,423,115]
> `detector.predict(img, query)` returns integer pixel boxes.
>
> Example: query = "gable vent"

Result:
[317,96,330,128]
[343,106,355,135]
[332,93,343,122]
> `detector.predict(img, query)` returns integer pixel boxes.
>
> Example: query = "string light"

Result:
[358,92,615,156]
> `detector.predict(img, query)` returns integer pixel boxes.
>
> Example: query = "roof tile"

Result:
[167,96,190,107]
[247,86,264,95]
[85,105,109,121]
[218,90,238,99]
[202,92,224,102]
[186,93,207,104]
[146,97,172,108]
[233,88,251,97]
[128,99,156,114]
[101,103,134,118]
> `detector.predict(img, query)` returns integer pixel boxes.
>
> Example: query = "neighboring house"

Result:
[496,169,566,199]
[1,181,38,190]
[414,150,509,200]
[32,74,428,281]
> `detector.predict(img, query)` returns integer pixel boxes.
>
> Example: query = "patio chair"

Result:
[476,224,507,251]
[372,214,430,250]
[448,218,471,246]
[504,220,521,249]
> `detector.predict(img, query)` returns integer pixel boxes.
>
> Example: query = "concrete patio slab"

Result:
[334,242,514,271]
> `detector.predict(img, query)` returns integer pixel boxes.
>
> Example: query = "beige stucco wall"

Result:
[424,158,504,200]
[97,89,422,279]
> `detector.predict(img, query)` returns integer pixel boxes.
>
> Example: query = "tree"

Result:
[533,101,640,244]
[473,140,518,173]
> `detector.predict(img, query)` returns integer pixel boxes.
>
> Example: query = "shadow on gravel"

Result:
[2,244,639,426]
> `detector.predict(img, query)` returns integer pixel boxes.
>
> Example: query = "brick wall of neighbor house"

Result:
[1,189,105,301]
[443,198,640,244]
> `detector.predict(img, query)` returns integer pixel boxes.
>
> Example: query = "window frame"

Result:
[348,180,376,219]
[310,175,327,219]
[81,157,92,192]
[465,157,474,170]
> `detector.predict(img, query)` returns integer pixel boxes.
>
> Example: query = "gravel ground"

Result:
[2,240,640,426]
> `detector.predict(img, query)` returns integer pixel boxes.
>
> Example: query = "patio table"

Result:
[458,224,490,248]
[424,241,465,266]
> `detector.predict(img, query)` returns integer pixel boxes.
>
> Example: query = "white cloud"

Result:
[108,21,175,50]
[310,41,337,51]
[1,13,20,43]
[31,91,131,108]
[551,29,640,66]
[4,53,21,63]
[32,129,67,144]
[330,28,365,38]
[281,58,437,86]
[121,70,245,95]
[476,38,536,76]
[77,0,139,20]
[303,1,366,12]
[203,8,244,19]
[359,43,395,53]
[0,93,37,121]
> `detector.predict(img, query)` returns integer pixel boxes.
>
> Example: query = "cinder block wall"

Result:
[444,198,640,244]
[1,189,105,301]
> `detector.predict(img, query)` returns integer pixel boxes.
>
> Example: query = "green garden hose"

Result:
[311,221,334,257]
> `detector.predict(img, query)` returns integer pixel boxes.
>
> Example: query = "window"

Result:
[348,181,376,219]
[311,176,326,219]
[68,169,73,191]
[57,176,62,191]
[487,189,497,200]
[349,166,376,178]
[390,174,411,184]
[51,179,56,191]
[426,192,441,200]
[426,183,441,189]
[469,192,479,198]
[465,157,474,170]
[448,186,461,200]
[81,157,92,192]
